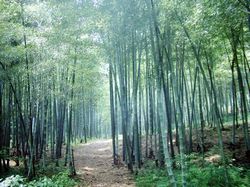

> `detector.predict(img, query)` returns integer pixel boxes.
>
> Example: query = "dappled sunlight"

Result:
[74,139,135,187]
[9,160,17,167]
[81,139,112,147]
[83,166,95,171]
[98,146,110,152]
[205,154,221,164]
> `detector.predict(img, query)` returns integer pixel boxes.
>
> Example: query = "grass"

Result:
[136,113,250,186]
[135,151,250,187]
[135,158,250,187]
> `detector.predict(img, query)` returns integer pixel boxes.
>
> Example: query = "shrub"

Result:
[0,175,26,187]
[135,161,250,187]
[0,171,77,187]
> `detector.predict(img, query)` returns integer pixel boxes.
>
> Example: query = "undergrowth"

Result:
[0,171,77,187]
[135,155,250,187]
[0,159,78,187]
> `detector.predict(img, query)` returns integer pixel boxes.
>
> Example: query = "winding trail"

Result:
[74,139,135,187]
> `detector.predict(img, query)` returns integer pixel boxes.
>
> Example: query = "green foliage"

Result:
[135,167,167,187]
[35,160,67,177]
[135,161,250,187]
[28,172,77,187]
[185,165,250,187]
[0,175,26,187]
[0,172,77,187]
[27,177,54,187]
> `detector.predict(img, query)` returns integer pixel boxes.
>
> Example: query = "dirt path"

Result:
[74,139,135,187]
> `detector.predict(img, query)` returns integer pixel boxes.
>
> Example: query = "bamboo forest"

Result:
[0,0,250,186]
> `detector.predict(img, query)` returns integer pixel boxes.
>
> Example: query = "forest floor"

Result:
[74,139,135,187]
